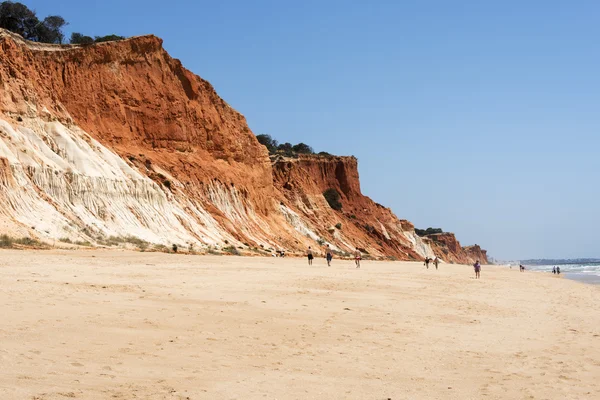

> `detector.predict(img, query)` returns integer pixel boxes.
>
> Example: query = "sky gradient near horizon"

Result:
[22,0,600,260]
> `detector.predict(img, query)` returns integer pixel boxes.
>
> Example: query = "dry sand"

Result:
[1,250,599,400]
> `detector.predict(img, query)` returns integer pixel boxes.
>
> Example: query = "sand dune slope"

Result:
[0,250,598,399]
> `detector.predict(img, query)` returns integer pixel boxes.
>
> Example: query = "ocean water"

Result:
[522,263,600,285]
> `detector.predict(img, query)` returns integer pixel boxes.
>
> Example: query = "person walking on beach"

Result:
[552,266,556,274]
[424,257,430,269]
[433,257,439,270]
[473,260,481,279]
[325,244,333,267]
[557,266,561,275]
[307,246,314,266]
[354,247,361,268]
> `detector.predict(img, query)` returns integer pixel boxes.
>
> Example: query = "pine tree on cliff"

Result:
[0,2,67,43]
[0,1,38,38]
[256,134,278,154]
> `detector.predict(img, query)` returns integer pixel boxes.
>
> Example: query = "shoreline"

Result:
[564,273,600,285]
[514,266,600,285]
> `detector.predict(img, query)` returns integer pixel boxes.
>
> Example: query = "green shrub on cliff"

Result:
[323,188,342,211]
[0,234,13,247]
[70,32,94,45]
[277,142,294,157]
[70,32,125,44]
[0,234,45,248]
[256,134,316,157]
[415,227,443,237]
[93,34,126,43]
[223,245,241,255]
[292,143,314,154]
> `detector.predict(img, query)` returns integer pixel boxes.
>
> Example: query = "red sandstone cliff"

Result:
[0,29,284,247]
[0,29,487,263]
[423,233,488,264]
[272,155,429,260]
[463,245,488,264]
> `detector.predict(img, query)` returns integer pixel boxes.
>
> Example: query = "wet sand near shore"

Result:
[564,273,600,285]
[1,250,599,399]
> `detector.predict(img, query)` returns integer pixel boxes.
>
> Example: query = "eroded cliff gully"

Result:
[0,29,486,263]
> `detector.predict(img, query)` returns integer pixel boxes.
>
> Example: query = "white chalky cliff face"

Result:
[0,117,223,245]
[0,28,486,262]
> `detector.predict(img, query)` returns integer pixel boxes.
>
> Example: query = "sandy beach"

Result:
[1,250,599,400]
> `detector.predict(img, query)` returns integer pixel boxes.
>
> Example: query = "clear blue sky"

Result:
[24,0,600,260]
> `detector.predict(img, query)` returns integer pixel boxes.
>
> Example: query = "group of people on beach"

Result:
[307,244,362,268]
[426,256,482,280]
[424,257,440,270]
[516,264,562,275]
[304,250,566,280]
[306,247,485,278]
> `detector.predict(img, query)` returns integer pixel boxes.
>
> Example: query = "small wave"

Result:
[524,263,600,276]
